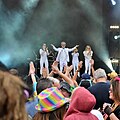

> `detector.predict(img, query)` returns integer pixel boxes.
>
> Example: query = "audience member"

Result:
[59,81,72,98]
[108,71,118,80]
[64,87,98,120]
[33,87,69,120]
[0,70,28,120]
[88,68,113,109]
[79,73,92,89]
[26,62,53,118]
[103,77,120,120]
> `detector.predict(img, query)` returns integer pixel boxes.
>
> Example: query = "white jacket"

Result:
[52,46,77,62]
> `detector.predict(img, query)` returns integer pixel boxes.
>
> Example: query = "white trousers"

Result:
[59,61,67,72]
[40,59,49,75]
[72,62,80,76]
[85,59,91,75]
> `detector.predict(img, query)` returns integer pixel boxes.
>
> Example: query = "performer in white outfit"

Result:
[51,42,79,72]
[72,48,80,76]
[83,45,93,75]
[39,43,49,75]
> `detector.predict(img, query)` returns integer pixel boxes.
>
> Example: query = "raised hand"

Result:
[29,61,35,75]
[42,67,48,78]
[75,45,79,48]
[51,44,54,47]
[78,61,83,70]
[51,61,59,74]
[66,65,73,73]
[52,61,58,67]
[90,59,94,67]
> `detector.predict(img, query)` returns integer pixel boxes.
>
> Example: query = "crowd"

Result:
[0,42,120,120]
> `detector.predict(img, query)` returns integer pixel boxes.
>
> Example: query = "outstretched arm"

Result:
[67,45,79,52]
[51,44,59,51]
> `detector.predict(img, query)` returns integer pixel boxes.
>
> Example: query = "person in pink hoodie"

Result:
[64,87,98,120]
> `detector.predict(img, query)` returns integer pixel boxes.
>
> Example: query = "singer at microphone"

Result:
[39,43,49,75]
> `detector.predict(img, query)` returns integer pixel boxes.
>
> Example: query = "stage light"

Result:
[111,0,116,5]
[111,58,119,63]
[114,35,118,39]
[114,35,120,39]
[110,25,119,29]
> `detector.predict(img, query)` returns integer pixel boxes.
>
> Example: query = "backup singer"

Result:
[72,48,80,76]
[39,43,49,75]
[83,45,93,75]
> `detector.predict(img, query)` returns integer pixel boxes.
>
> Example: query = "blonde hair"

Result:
[85,45,91,51]
[0,70,28,120]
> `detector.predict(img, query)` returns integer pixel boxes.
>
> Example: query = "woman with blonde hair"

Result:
[83,45,93,75]
[0,70,28,120]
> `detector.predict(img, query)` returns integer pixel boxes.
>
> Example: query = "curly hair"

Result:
[0,70,28,120]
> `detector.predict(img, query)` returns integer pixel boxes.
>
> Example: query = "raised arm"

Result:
[90,59,95,76]
[29,61,36,83]
[52,64,74,87]
[51,44,59,51]
[29,61,37,96]
[67,45,79,52]
[72,61,83,81]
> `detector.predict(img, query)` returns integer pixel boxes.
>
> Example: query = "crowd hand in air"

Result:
[28,61,36,84]
[72,61,83,84]
[65,65,73,77]
[42,67,48,78]
[29,61,35,75]
[52,61,74,86]
[90,59,94,67]
[78,61,83,70]
[51,61,59,74]
[72,61,83,87]
[90,59,95,76]
[48,61,59,77]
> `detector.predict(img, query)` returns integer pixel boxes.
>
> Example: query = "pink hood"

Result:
[64,87,98,120]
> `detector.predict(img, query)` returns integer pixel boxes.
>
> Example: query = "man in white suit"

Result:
[51,42,79,72]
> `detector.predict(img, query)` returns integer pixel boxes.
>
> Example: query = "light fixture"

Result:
[114,35,120,39]
[111,59,119,63]
[111,0,116,5]
[110,25,119,29]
